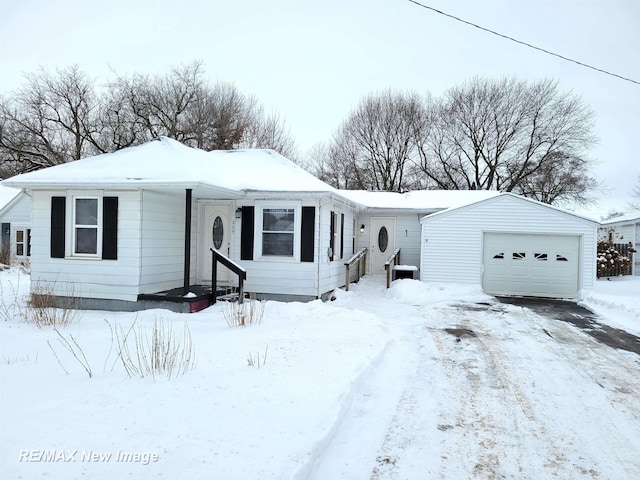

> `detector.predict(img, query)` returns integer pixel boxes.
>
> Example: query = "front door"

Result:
[202,205,231,284]
[370,217,396,274]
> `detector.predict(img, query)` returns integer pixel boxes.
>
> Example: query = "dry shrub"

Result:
[0,245,10,267]
[106,317,195,379]
[26,286,79,328]
[223,298,265,327]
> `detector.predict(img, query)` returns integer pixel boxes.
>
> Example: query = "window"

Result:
[330,211,344,261]
[512,252,526,260]
[492,252,504,259]
[534,253,548,261]
[262,208,295,257]
[248,203,311,261]
[50,195,118,260]
[73,197,100,255]
[15,229,30,257]
[556,254,568,262]
[378,226,389,253]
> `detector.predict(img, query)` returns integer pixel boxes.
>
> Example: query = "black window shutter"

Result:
[50,197,66,258]
[329,211,336,261]
[301,206,315,263]
[340,213,345,260]
[240,206,255,260]
[102,197,118,260]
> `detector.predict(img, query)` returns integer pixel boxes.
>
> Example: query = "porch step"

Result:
[216,292,242,302]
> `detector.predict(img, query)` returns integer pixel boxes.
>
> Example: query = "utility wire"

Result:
[406,0,640,86]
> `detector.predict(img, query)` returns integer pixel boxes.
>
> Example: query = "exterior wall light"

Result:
[360,224,365,233]
[235,208,242,219]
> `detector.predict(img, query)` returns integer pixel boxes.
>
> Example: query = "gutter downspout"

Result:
[183,188,192,295]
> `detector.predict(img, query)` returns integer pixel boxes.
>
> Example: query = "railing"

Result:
[211,248,247,304]
[344,248,368,291]
[384,248,401,289]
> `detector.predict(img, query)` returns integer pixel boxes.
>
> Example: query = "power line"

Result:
[406,0,640,86]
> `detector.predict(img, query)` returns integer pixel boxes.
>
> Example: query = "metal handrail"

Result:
[384,248,401,288]
[211,248,247,304]
[344,248,368,291]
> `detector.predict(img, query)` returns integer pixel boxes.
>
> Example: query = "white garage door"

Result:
[483,233,580,298]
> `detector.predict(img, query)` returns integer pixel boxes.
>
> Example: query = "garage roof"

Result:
[421,193,600,225]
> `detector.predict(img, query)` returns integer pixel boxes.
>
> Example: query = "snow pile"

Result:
[581,275,640,335]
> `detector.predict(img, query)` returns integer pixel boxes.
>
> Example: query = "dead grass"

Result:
[25,286,80,328]
[106,317,196,380]
[223,298,265,327]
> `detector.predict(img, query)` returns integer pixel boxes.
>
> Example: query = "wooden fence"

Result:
[597,242,635,278]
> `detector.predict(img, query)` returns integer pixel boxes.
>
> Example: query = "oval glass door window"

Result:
[212,216,224,249]
[378,226,389,252]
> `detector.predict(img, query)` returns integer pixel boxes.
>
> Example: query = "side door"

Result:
[202,205,231,284]
[370,217,396,274]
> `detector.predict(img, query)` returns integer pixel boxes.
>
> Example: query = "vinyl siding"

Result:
[318,205,357,295]
[0,194,33,263]
[420,195,597,290]
[355,212,426,272]
[228,196,357,299]
[139,190,193,294]
[30,190,142,302]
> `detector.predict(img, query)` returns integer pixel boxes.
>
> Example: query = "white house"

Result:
[2,137,600,311]
[599,211,640,275]
[340,190,500,275]
[420,194,599,298]
[0,185,32,266]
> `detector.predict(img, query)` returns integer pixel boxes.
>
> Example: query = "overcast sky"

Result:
[1,0,638,217]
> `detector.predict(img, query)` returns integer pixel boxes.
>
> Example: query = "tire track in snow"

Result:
[424,304,614,479]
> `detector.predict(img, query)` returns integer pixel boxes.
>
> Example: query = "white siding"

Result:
[0,194,32,264]
[139,190,191,294]
[232,198,320,298]
[355,212,425,273]
[30,190,142,302]
[318,204,357,296]
[226,196,358,299]
[420,195,597,292]
[1,194,31,223]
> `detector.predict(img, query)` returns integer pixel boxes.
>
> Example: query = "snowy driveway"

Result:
[309,279,640,480]
[498,296,640,355]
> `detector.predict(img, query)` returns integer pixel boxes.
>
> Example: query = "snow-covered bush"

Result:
[597,242,635,278]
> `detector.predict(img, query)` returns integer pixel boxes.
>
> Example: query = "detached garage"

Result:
[420,194,598,299]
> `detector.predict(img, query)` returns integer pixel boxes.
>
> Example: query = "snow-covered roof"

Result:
[421,192,600,224]
[600,210,640,225]
[339,189,501,211]
[1,137,336,197]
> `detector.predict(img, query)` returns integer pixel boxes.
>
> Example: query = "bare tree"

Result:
[94,63,297,155]
[240,111,298,159]
[305,141,362,190]
[0,66,99,174]
[317,90,428,191]
[415,77,598,204]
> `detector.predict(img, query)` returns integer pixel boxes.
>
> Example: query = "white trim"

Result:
[13,223,30,258]
[254,201,302,262]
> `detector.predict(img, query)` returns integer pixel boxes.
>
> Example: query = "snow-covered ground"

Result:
[1,269,638,479]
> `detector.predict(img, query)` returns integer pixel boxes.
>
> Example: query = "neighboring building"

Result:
[0,185,32,266]
[599,211,640,275]
[2,137,600,311]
